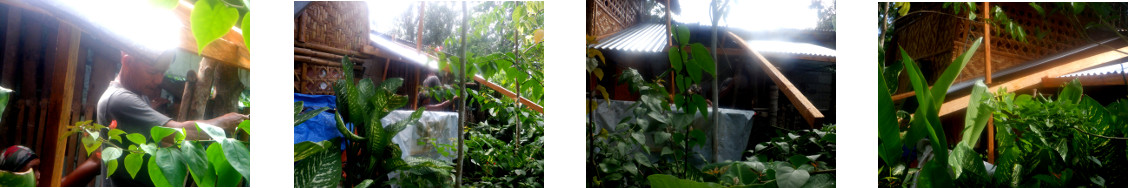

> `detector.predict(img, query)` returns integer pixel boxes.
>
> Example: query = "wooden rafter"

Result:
[937,44,1128,117]
[1042,74,1128,88]
[728,32,824,126]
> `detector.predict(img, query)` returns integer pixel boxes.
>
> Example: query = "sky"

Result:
[676,0,829,31]
[57,0,185,53]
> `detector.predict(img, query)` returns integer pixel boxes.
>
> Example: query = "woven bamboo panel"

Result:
[296,1,369,53]
[958,3,1086,82]
[297,63,342,95]
[589,0,641,37]
[895,3,1094,82]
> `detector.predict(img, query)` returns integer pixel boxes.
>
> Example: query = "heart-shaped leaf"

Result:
[190,0,239,54]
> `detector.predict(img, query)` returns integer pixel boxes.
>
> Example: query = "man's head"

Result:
[119,51,171,97]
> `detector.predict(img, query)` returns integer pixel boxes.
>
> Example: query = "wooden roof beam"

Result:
[1042,74,1128,88]
[938,44,1128,117]
[728,32,824,127]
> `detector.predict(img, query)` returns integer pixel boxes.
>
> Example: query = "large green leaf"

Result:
[1058,79,1083,104]
[150,126,185,145]
[180,141,216,187]
[102,147,123,175]
[0,87,10,125]
[208,142,242,186]
[0,169,35,187]
[930,37,982,105]
[154,148,187,187]
[960,81,992,146]
[195,122,227,140]
[190,0,240,54]
[294,140,332,162]
[948,142,986,181]
[877,63,902,166]
[776,165,811,188]
[294,143,342,188]
[126,133,147,145]
[900,47,948,164]
[237,119,250,135]
[148,0,178,10]
[219,138,250,180]
[689,43,716,76]
[147,155,172,187]
[241,12,249,50]
[647,174,722,188]
[125,153,144,178]
[669,48,683,71]
[917,159,953,187]
[81,135,101,156]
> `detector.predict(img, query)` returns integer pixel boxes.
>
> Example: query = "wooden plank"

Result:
[1042,74,1128,87]
[984,2,995,164]
[728,32,824,127]
[938,44,1128,117]
[41,22,79,187]
[472,75,543,114]
[1,6,19,88]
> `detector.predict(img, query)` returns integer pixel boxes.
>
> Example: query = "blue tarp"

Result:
[293,93,351,149]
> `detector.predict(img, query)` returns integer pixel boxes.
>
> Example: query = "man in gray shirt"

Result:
[96,51,247,186]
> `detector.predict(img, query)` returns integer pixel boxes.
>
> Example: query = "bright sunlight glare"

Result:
[677,0,822,31]
[57,0,181,53]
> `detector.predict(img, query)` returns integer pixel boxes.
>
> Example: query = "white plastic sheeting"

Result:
[591,100,755,163]
[381,110,460,162]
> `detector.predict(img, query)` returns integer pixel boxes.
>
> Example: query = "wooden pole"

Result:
[983,2,996,164]
[43,22,80,187]
[456,2,466,187]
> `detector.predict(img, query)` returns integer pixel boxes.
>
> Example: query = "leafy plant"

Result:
[68,120,250,187]
[150,0,251,52]
[293,57,453,188]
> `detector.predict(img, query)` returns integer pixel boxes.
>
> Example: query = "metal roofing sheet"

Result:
[745,40,836,57]
[1060,62,1128,78]
[591,23,668,53]
[369,33,436,69]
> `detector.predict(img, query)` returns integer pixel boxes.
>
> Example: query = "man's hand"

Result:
[213,112,249,134]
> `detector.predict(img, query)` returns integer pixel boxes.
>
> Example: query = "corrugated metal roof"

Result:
[369,33,438,69]
[590,23,668,53]
[745,40,836,57]
[1060,62,1128,78]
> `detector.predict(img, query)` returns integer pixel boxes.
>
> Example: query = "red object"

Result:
[109,120,117,129]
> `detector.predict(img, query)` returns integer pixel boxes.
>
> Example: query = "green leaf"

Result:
[102,147,123,162]
[208,142,242,186]
[692,94,708,118]
[685,59,702,83]
[788,155,812,167]
[149,0,178,9]
[150,126,185,145]
[294,142,342,188]
[294,140,332,162]
[126,133,147,145]
[931,37,982,105]
[195,122,227,140]
[948,142,986,180]
[154,148,187,186]
[125,153,144,178]
[1058,79,1083,104]
[109,129,126,143]
[877,63,902,166]
[0,168,36,187]
[241,12,249,50]
[219,138,250,180]
[1029,3,1045,17]
[647,174,722,188]
[181,141,216,187]
[106,160,119,177]
[140,143,158,154]
[690,43,716,76]
[960,81,992,146]
[776,165,810,188]
[675,25,690,45]
[631,132,646,145]
[190,0,240,54]
[669,48,683,71]
[918,159,953,187]
[237,119,250,135]
[147,156,172,187]
[81,135,101,156]
[354,179,374,188]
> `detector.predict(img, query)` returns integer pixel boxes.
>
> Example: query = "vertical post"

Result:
[456,2,467,187]
[665,0,672,47]
[513,6,522,146]
[43,22,80,187]
[417,2,425,53]
[1,7,20,88]
[709,0,721,162]
[983,2,996,164]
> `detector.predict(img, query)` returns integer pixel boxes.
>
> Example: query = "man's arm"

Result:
[159,112,248,145]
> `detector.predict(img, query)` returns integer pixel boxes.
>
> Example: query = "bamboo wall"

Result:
[588,0,642,37]
[0,4,120,186]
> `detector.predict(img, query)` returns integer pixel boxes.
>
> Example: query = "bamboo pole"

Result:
[455,2,466,187]
[710,0,721,162]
